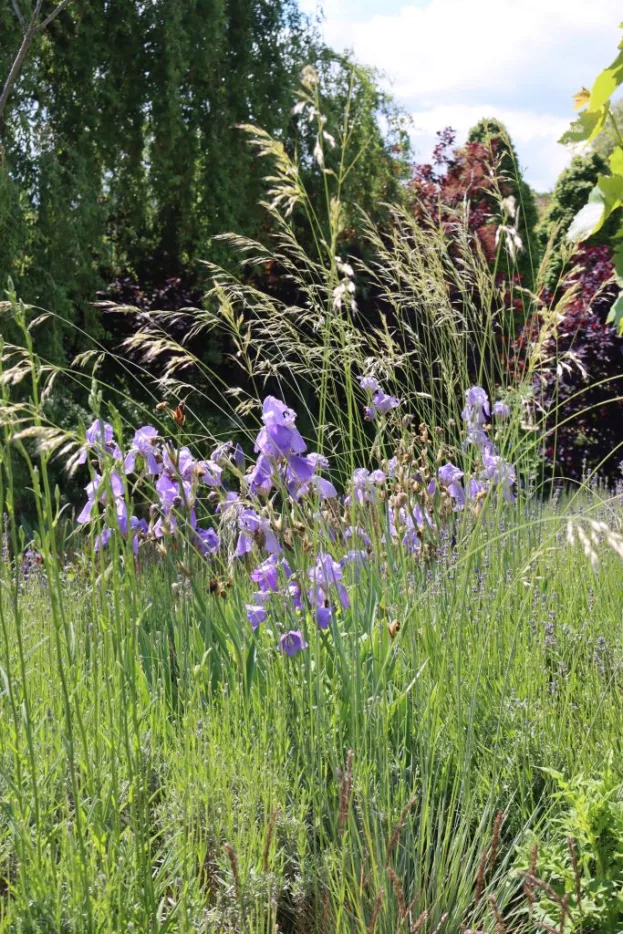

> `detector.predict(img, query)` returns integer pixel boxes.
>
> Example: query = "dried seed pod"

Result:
[172,403,186,427]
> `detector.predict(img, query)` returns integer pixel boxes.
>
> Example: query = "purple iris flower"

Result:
[248,454,274,496]
[314,607,332,630]
[110,471,125,499]
[438,462,464,486]
[93,511,147,556]
[307,452,329,470]
[255,396,307,457]
[492,401,511,420]
[217,491,240,513]
[308,553,350,611]
[402,528,421,555]
[78,419,121,465]
[411,503,432,529]
[116,497,129,535]
[210,441,243,468]
[287,454,316,483]
[87,419,114,448]
[468,478,487,499]
[211,441,232,463]
[246,604,268,631]
[288,580,303,611]
[156,473,180,513]
[372,391,400,414]
[438,462,466,510]
[482,453,516,503]
[346,468,376,505]
[359,375,380,392]
[462,386,490,425]
[311,476,337,499]
[163,446,195,479]
[153,513,177,539]
[195,527,220,556]
[293,453,337,500]
[198,460,222,487]
[344,526,371,548]
[250,554,292,592]
[94,527,113,551]
[465,424,494,452]
[234,508,281,557]
[77,473,103,524]
[130,516,148,555]
[280,630,308,656]
[124,426,161,475]
[255,424,302,458]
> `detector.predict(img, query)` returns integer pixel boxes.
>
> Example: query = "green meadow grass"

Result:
[0,483,621,932]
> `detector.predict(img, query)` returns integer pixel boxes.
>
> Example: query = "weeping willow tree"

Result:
[0,0,310,365]
[0,0,407,371]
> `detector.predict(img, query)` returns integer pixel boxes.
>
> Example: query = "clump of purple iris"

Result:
[307,552,350,629]
[77,467,148,556]
[76,417,222,560]
[458,387,517,503]
[482,451,516,503]
[249,396,337,501]
[73,387,519,662]
[345,468,386,505]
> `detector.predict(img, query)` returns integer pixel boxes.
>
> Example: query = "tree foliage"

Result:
[409,122,538,292]
[466,117,539,285]
[515,244,623,483]
[0,1,406,373]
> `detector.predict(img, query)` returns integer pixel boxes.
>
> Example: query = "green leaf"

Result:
[597,173,623,221]
[588,51,623,111]
[567,185,607,241]
[559,110,606,146]
[613,240,623,287]
[610,146,623,176]
[606,290,623,335]
[567,201,605,242]
[569,176,623,242]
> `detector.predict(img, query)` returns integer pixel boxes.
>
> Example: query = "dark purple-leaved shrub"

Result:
[516,245,623,483]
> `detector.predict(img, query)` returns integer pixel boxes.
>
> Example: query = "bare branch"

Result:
[0,0,72,133]
[11,0,26,32]
[36,0,72,35]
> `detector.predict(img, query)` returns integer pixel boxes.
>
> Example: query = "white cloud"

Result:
[308,0,622,188]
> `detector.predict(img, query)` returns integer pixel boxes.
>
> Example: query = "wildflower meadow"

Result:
[0,11,623,934]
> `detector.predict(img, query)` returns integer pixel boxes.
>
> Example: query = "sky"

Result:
[300,0,622,191]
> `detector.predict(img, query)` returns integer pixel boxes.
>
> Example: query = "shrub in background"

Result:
[515,244,623,483]
[410,122,538,292]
